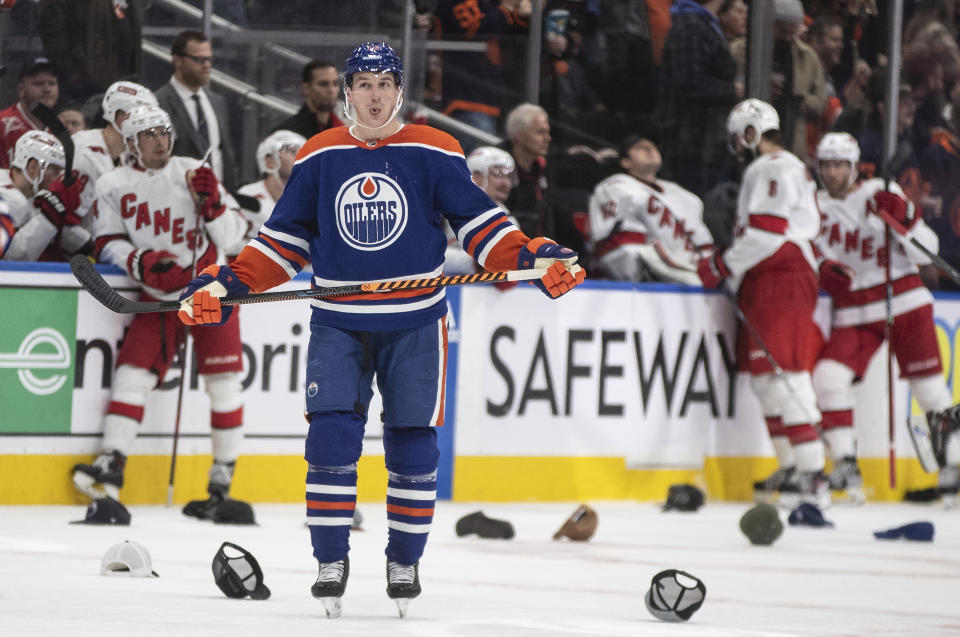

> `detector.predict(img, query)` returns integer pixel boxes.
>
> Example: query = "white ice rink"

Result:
[2,500,959,636]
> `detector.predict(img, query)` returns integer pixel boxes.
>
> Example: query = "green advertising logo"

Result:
[0,289,77,433]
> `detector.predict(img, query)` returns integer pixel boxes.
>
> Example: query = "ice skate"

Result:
[72,451,126,500]
[782,470,830,510]
[183,461,234,520]
[386,559,420,618]
[753,466,796,503]
[939,466,959,509]
[311,556,348,618]
[827,456,865,505]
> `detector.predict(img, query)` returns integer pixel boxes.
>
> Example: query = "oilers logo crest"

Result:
[335,172,408,251]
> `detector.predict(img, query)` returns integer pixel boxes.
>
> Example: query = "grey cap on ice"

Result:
[644,569,706,622]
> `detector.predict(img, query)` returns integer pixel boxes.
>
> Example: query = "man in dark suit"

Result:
[271,59,344,139]
[155,30,238,191]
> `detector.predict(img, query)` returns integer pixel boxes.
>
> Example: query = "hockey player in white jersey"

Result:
[589,134,713,284]
[813,132,960,502]
[699,99,830,507]
[0,130,85,261]
[226,129,306,256]
[72,81,158,224]
[73,104,252,521]
[443,146,518,275]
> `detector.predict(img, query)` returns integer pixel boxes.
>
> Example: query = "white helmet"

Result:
[816,132,860,186]
[10,130,65,194]
[727,99,780,151]
[101,81,158,132]
[121,104,175,166]
[467,146,515,188]
[256,130,306,176]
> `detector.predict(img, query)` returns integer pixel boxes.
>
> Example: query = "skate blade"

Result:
[72,472,118,500]
[319,597,342,619]
[394,598,410,618]
[907,414,940,473]
[753,490,777,504]
[832,488,866,506]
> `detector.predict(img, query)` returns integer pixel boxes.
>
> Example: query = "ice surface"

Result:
[2,501,958,636]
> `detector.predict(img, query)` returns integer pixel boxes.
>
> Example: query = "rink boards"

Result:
[0,262,954,504]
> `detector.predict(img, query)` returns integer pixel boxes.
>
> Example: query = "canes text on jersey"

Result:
[120,193,204,248]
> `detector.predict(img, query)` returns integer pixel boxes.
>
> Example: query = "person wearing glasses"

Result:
[155,30,238,191]
[78,104,249,519]
[271,60,345,139]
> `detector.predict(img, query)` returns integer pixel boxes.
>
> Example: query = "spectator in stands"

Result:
[502,103,585,256]
[57,104,85,134]
[807,16,844,101]
[155,30,239,191]
[810,0,882,94]
[806,16,845,157]
[0,59,59,169]
[540,10,605,146]
[731,0,827,163]
[920,79,960,289]
[37,0,144,102]
[656,0,740,198]
[718,0,747,43]
[432,0,531,150]
[271,60,344,139]
[595,1,658,117]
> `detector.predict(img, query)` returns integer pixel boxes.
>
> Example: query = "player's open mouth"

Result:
[369,107,382,116]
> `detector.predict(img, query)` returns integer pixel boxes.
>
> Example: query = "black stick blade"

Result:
[69,255,177,314]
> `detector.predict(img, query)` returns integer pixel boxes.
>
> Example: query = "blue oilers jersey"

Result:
[230,124,529,330]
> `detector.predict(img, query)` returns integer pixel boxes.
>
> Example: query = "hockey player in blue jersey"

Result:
[177,42,586,618]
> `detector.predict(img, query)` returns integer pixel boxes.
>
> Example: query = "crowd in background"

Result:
[2,0,960,289]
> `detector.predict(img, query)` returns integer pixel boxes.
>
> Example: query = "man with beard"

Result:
[155,30,238,190]
[272,60,344,139]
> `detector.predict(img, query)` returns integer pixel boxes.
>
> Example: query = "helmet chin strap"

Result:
[343,89,404,134]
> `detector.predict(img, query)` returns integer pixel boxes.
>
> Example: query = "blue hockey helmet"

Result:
[344,42,403,87]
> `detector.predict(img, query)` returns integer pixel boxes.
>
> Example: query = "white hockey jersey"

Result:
[0,170,57,261]
[588,173,713,281]
[815,178,937,327]
[93,155,247,300]
[72,128,120,219]
[725,150,819,290]
[225,178,276,256]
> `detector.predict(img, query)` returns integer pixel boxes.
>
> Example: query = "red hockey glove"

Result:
[34,178,83,228]
[178,264,250,325]
[697,251,729,289]
[873,190,917,232]
[818,258,854,298]
[189,166,225,221]
[127,249,193,292]
[517,237,587,298]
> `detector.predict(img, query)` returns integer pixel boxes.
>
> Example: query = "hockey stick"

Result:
[875,208,960,286]
[30,103,75,186]
[70,254,549,315]
[884,225,897,488]
[166,186,206,508]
